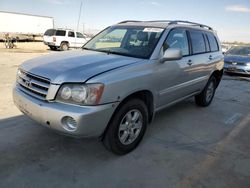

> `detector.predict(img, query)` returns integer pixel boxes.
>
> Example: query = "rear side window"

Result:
[68,31,75,37]
[55,30,66,36]
[164,28,189,56]
[189,30,206,54]
[207,33,219,52]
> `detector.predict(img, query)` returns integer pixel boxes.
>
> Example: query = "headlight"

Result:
[56,83,104,105]
[246,63,250,66]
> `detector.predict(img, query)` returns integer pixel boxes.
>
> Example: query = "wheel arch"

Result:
[210,69,223,88]
[100,90,154,140]
[60,41,69,45]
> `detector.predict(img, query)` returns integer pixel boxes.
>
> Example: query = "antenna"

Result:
[76,1,83,32]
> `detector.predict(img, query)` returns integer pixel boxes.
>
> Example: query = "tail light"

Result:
[53,37,56,42]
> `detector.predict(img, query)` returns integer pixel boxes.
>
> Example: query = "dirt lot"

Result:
[0,43,250,188]
[0,42,49,118]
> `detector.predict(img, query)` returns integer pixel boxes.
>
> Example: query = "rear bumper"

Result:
[44,42,58,46]
[13,86,118,137]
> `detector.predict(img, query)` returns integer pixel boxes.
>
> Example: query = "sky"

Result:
[0,0,250,42]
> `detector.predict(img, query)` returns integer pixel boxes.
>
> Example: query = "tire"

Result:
[195,76,217,107]
[103,99,148,155]
[60,42,69,51]
[49,45,57,51]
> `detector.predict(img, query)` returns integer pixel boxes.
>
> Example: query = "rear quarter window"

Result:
[207,33,219,52]
[55,30,66,36]
[189,30,206,54]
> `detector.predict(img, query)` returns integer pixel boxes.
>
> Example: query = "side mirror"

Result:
[160,48,183,63]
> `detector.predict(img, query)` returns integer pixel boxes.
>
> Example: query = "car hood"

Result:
[224,55,250,63]
[20,50,142,84]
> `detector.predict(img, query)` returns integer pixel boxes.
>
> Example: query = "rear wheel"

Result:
[195,77,217,107]
[103,99,148,155]
[60,42,69,51]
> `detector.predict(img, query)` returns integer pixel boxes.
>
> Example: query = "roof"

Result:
[116,20,213,31]
[0,11,53,19]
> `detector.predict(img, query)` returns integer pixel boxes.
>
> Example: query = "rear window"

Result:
[55,30,66,36]
[44,29,55,36]
[189,30,206,54]
[207,33,219,52]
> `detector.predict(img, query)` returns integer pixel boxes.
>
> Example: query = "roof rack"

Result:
[118,20,213,31]
[148,20,213,30]
[168,20,213,30]
[118,20,141,24]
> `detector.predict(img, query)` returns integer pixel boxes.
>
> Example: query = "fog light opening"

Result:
[61,116,78,132]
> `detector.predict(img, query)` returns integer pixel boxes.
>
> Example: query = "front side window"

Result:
[77,32,84,38]
[83,26,164,59]
[189,30,206,54]
[164,29,189,56]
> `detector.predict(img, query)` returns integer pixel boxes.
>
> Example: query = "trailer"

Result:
[0,11,54,35]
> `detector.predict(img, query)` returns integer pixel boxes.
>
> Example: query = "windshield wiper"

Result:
[82,48,141,58]
[82,47,110,54]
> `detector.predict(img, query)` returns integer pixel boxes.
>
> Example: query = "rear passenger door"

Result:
[186,29,212,91]
[206,32,221,69]
[68,31,76,47]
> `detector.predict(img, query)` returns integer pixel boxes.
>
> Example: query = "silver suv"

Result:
[13,20,224,154]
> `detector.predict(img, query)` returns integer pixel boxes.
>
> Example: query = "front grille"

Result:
[17,69,51,100]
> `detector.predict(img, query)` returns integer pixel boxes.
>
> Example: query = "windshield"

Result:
[83,26,164,59]
[227,46,250,56]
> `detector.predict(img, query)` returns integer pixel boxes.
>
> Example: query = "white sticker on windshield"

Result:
[143,28,164,33]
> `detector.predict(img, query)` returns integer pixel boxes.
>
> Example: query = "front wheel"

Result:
[103,99,148,155]
[195,77,217,107]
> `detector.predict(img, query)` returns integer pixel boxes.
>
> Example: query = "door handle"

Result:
[187,60,193,66]
[209,55,213,60]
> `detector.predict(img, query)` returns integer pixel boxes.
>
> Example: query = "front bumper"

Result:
[224,64,250,75]
[13,86,118,137]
